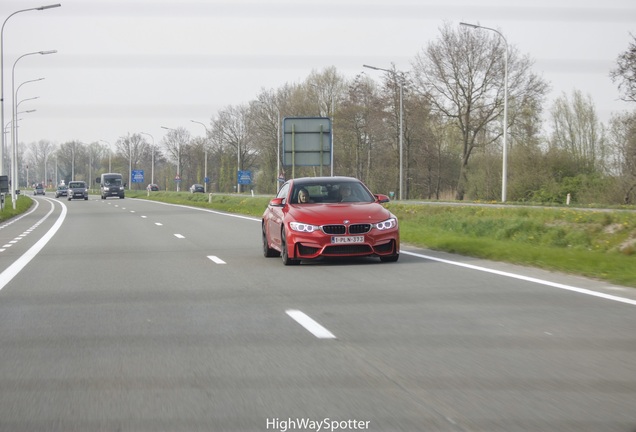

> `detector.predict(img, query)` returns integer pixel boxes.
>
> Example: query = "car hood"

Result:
[287,203,393,224]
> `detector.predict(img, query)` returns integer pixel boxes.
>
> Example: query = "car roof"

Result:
[290,176,359,186]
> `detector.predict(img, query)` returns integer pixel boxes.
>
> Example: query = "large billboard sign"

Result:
[282,117,332,175]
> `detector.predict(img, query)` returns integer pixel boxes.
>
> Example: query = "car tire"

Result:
[380,253,399,263]
[262,225,279,258]
[280,227,300,266]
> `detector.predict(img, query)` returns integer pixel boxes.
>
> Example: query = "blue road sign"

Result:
[132,170,144,183]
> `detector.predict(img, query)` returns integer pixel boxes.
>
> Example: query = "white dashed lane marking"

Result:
[207,256,226,264]
[286,309,336,339]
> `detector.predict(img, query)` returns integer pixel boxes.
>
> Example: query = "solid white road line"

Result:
[286,309,336,339]
[0,199,67,291]
[401,250,636,307]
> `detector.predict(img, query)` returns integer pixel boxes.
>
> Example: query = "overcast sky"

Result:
[2,0,635,148]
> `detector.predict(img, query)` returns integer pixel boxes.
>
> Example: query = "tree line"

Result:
[19,25,636,205]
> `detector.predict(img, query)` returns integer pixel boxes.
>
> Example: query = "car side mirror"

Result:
[269,197,286,207]
[375,194,390,203]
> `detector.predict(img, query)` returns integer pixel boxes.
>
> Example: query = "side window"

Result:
[277,183,290,201]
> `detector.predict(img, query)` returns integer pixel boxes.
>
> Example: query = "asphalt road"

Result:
[1,195,635,432]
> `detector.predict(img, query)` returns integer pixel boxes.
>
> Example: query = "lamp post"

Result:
[190,120,209,193]
[460,22,509,203]
[14,78,43,167]
[254,102,282,191]
[99,139,111,172]
[161,126,180,191]
[308,84,334,177]
[11,50,56,208]
[363,64,404,200]
[140,132,154,185]
[1,3,60,176]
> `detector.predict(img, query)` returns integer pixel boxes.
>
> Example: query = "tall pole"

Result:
[14,80,43,179]
[140,132,154,185]
[161,126,179,191]
[363,64,404,200]
[11,50,56,208]
[276,109,281,188]
[460,22,509,203]
[1,4,61,176]
[99,139,111,172]
[190,120,209,193]
[255,101,281,191]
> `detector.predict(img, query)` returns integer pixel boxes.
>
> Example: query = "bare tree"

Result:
[213,105,253,192]
[26,139,55,186]
[608,112,636,203]
[337,73,383,184]
[159,128,190,191]
[57,141,86,182]
[610,34,636,103]
[412,22,548,200]
[548,90,606,174]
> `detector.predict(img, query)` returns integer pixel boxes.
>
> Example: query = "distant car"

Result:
[67,181,88,200]
[147,183,159,191]
[33,184,45,195]
[262,176,400,265]
[55,185,68,198]
[189,184,204,193]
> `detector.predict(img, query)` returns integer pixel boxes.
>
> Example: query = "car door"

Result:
[266,182,290,250]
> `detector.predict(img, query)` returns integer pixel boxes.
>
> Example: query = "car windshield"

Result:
[104,179,121,186]
[291,181,374,204]
[69,183,84,188]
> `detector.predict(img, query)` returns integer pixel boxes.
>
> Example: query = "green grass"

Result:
[0,195,34,222]
[6,191,636,288]
[390,204,636,287]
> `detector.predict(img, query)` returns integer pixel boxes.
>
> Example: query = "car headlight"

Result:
[374,218,397,230]
[289,221,320,233]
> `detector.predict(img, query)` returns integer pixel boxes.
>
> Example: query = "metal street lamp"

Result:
[1,3,61,176]
[140,132,154,185]
[190,120,209,193]
[99,139,111,172]
[460,22,509,203]
[11,50,56,208]
[14,78,44,166]
[308,84,334,177]
[363,64,404,200]
[161,126,180,191]
[254,102,282,191]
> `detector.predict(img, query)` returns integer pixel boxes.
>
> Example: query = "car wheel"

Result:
[380,253,399,263]
[262,224,279,258]
[280,227,300,266]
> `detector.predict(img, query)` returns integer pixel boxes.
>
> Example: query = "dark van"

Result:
[97,173,125,199]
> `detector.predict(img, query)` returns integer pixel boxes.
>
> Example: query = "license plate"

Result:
[331,236,364,244]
